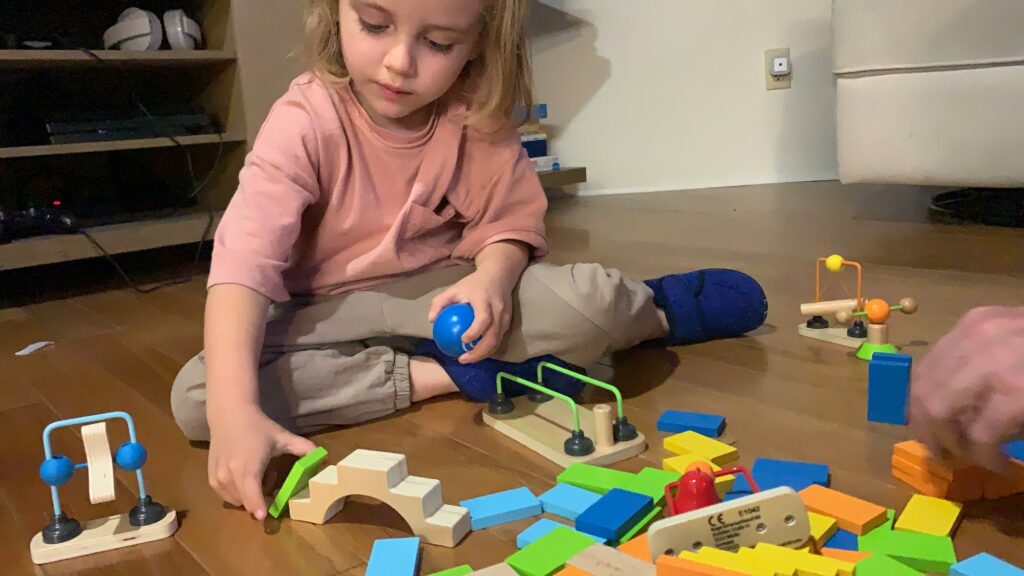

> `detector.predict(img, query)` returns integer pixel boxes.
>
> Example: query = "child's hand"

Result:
[207,404,317,519]
[429,270,514,363]
[909,306,1024,471]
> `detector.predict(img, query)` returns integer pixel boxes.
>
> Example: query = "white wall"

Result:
[232,0,307,148]
[529,1,838,195]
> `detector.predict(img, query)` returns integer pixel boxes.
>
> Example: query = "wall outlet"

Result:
[765,48,791,91]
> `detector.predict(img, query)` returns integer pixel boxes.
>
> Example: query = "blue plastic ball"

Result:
[115,442,147,471]
[39,455,74,486]
[433,303,480,357]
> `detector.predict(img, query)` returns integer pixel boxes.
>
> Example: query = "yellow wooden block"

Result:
[663,432,739,466]
[662,453,735,496]
[807,512,838,548]
[894,494,963,537]
[737,548,797,575]
[753,543,855,576]
[680,547,772,576]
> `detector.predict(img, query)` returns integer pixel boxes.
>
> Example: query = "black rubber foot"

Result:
[129,496,167,527]
[564,430,595,457]
[847,319,867,338]
[487,394,515,415]
[528,391,552,403]
[806,315,829,329]
[613,416,638,442]
[42,513,81,544]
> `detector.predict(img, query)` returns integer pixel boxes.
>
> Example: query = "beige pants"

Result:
[171,262,663,441]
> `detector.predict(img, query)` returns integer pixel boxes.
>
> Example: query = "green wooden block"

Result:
[506,526,597,576]
[858,508,896,547]
[855,554,924,575]
[269,446,328,518]
[556,463,635,495]
[618,505,662,544]
[427,566,474,576]
[624,467,681,505]
[859,528,957,574]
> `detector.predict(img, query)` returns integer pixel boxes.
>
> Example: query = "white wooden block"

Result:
[81,422,115,504]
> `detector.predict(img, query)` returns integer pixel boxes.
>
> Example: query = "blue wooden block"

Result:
[656,410,726,437]
[538,483,601,521]
[366,537,420,576]
[515,518,605,549]
[752,458,830,487]
[574,488,653,543]
[1004,440,1024,461]
[459,487,542,530]
[952,553,1024,576]
[726,468,817,496]
[868,352,912,425]
[824,529,859,551]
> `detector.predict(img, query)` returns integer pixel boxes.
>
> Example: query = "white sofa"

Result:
[832,0,1024,187]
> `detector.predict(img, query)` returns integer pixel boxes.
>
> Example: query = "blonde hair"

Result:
[303,0,533,134]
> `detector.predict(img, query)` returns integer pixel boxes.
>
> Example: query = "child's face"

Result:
[339,0,483,131]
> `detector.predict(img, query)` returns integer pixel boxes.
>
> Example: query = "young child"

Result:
[171,0,768,520]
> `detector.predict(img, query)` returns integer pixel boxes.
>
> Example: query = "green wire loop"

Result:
[536,361,624,419]
[496,372,582,432]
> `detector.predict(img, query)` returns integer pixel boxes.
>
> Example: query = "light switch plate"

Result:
[765,47,791,90]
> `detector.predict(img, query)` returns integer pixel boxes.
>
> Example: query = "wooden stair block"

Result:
[287,449,470,547]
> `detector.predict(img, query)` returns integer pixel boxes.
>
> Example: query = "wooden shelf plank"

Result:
[538,166,587,188]
[0,50,236,69]
[0,211,222,271]
[0,132,246,160]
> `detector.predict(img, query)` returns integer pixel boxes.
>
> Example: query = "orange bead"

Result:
[865,298,890,324]
[686,461,714,476]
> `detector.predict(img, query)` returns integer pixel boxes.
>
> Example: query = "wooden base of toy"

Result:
[797,324,864,349]
[30,509,178,564]
[481,396,646,468]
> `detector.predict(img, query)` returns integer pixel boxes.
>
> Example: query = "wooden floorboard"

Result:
[1,181,1023,572]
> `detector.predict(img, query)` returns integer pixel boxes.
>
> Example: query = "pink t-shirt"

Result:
[208,73,549,302]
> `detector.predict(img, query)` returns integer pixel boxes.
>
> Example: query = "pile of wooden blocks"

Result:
[892,440,1024,501]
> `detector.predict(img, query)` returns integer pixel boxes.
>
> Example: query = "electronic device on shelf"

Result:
[44,104,217,145]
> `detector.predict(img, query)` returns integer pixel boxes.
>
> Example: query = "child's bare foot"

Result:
[409,356,458,402]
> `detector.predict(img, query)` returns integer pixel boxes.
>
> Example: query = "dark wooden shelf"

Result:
[0,132,245,159]
[0,49,236,69]
[538,166,587,187]
[0,211,223,271]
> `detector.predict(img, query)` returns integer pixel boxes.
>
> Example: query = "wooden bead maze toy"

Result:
[481,361,647,468]
[30,411,177,564]
[798,254,918,360]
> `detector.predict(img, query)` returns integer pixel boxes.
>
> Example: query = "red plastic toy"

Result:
[664,462,760,516]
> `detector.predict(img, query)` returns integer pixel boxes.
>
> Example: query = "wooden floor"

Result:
[3,181,1024,574]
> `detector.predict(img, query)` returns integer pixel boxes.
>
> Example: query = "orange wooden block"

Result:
[820,548,872,563]
[655,555,748,576]
[894,441,956,480]
[556,567,593,576]
[892,454,987,502]
[892,462,951,498]
[983,460,1024,499]
[798,485,887,535]
[617,533,651,562]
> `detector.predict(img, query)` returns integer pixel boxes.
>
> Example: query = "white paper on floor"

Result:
[15,341,53,356]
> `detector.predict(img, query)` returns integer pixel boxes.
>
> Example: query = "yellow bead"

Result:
[825,254,844,272]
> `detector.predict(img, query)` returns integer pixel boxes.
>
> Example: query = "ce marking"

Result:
[707,513,727,527]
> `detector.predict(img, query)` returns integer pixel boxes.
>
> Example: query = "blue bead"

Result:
[115,442,147,471]
[40,455,74,486]
[432,303,479,357]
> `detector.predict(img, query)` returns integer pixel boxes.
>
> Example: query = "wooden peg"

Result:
[867,324,888,345]
[593,404,614,449]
